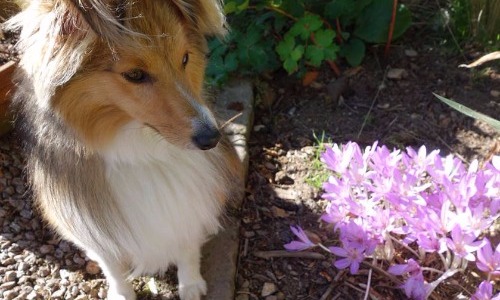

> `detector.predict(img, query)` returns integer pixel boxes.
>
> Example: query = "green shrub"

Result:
[206,0,412,85]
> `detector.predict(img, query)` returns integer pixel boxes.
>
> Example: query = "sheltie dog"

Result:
[7,1,243,299]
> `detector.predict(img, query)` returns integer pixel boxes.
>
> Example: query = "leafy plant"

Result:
[206,0,412,85]
[434,93,500,131]
[305,131,331,189]
[286,141,500,299]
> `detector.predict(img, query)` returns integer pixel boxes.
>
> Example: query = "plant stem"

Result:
[265,6,298,21]
[426,268,464,298]
[421,267,444,274]
[363,268,373,300]
[384,0,398,57]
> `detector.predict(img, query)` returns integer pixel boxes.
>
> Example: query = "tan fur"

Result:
[9,1,242,299]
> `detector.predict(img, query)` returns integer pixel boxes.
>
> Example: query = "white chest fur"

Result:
[100,122,223,275]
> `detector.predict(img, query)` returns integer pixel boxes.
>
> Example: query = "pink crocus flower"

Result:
[476,238,500,277]
[284,226,316,251]
[446,225,485,261]
[471,281,500,300]
[329,245,365,274]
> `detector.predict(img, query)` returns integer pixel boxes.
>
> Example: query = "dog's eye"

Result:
[182,53,189,68]
[122,69,150,83]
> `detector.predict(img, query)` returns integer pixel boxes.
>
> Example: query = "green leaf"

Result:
[324,44,339,61]
[290,45,305,61]
[276,35,295,60]
[283,57,298,74]
[325,0,353,20]
[224,52,238,72]
[433,94,500,131]
[354,0,411,43]
[293,14,324,40]
[315,29,335,48]
[305,45,324,66]
[342,38,365,66]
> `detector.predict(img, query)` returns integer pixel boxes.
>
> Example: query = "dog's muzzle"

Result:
[192,123,221,150]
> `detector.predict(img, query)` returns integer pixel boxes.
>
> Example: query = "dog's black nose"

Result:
[192,125,221,150]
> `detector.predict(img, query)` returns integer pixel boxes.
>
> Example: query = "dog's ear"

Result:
[171,0,227,36]
[65,0,133,43]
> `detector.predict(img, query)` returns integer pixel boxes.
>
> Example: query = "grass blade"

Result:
[433,93,500,131]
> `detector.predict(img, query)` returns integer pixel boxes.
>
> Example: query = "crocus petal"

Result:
[350,261,360,274]
[329,246,347,257]
[388,264,409,275]
[284,241,314,251]
[334,258,351,270]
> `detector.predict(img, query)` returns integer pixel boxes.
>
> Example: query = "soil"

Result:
[235,32,500,300]
[1,4,500,300]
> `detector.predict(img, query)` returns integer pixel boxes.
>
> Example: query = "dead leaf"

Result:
[302,71,319,86]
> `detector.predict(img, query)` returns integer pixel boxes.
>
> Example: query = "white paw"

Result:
[179,280,207,300]
[107,284,136,300]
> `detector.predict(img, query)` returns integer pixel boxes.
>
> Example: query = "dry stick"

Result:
[219,112,243,129]
[320,283,337,300]
[384,0,398,57]
[253,250,326,260]
[357,67,389,138]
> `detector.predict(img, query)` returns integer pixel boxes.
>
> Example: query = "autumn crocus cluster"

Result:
[285,141,500,299]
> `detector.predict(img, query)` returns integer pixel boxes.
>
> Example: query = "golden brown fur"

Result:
[7,1,243,299]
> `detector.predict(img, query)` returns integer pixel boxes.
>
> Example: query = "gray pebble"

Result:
[3,290,18,300]
[4,270,16,282]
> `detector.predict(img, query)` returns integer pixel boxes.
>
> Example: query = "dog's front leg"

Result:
[87,253,136,300]
[177,245,207,300]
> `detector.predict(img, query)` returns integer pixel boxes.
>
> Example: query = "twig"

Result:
[363,268,373,300]
[384,0,398,57]
[253,250,326,260]
[357,67,388,138]
[320,283,336,300]
[219,112,243,129]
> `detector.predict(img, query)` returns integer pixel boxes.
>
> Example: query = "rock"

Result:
[85,261,100,275]
[37,267,50,277]
[270,206,289,218]
[235,294,249,300]
[404,49,418,57]
[51,288,65,298]
[261,282,277,297]
[3,290,18,300]
[387,68,408,80]
[491,90,500,97]
[1,281,16,289]
[4,270,16,282]
[266,296,278,300]
[26,290,38,300]
[39,245,54,255]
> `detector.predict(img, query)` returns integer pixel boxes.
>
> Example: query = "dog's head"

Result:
[10,0,226,150]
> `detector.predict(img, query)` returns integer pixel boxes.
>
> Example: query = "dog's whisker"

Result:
[219,112,243,129]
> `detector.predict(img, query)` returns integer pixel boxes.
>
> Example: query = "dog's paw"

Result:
[179,279,207,300]
[107,284,136,300]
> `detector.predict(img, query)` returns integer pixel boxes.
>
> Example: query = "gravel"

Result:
[1,134,110,300]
